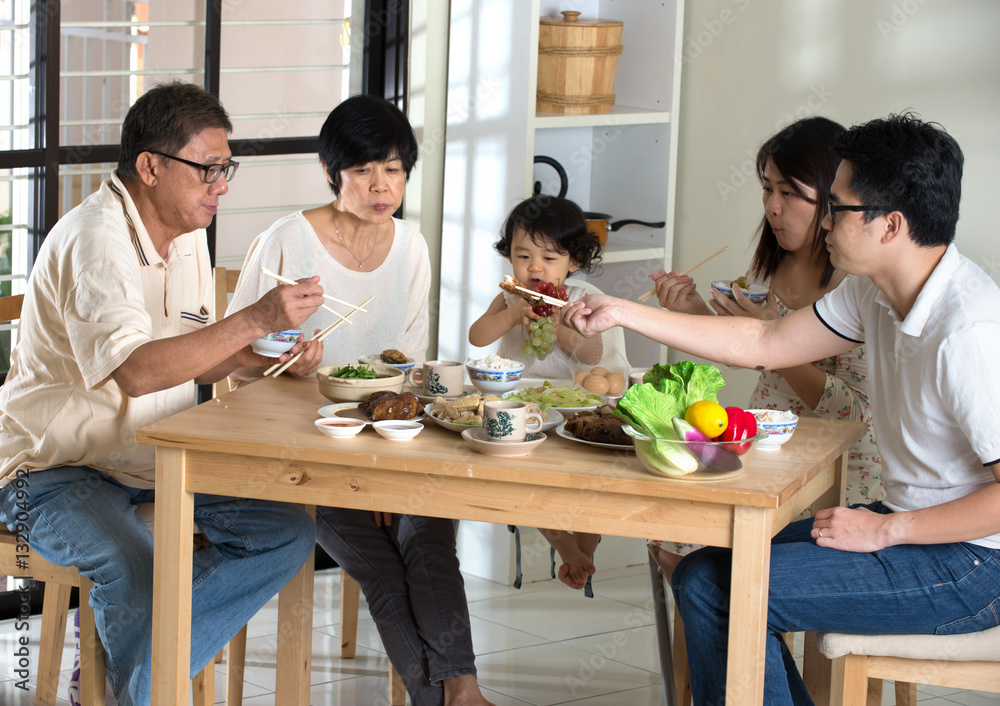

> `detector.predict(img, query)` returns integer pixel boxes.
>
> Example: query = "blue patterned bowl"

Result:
[466,360,526,394]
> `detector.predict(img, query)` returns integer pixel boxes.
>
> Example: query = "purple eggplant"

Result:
[671,418,743,472]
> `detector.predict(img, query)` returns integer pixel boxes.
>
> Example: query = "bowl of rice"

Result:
[747,409,798,450]
[466,355,526,394]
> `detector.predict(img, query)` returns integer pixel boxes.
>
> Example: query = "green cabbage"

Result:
[642,362,726,409]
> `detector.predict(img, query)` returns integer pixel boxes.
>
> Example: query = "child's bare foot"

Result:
[539,528,596,590]
[557,559,595,589]
[443,674,495,706]
[649,543,683,581]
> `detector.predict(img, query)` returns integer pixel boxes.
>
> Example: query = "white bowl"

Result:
[466,360,526,394]
[747,409,799,450]
[252,329,301,357]
[359,353,416,373]
[711,280,769,304]
[372,420,424,441]
[314,417,366,438]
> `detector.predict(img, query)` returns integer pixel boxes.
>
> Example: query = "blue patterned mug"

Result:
[407,360,464,396]
[483,400,544,443]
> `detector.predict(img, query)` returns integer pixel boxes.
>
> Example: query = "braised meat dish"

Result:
[359,390,425,421]
[380,348,409,364]
[564,407,632,446]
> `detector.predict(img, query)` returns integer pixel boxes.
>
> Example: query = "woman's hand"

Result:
[651,270,711,315]
[283,329,324,378]
[709,285,778,320]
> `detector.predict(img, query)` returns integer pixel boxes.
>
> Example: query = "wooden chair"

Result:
[818,626,1000,706]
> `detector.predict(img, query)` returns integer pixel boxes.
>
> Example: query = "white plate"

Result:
[316,402,424,424]
[424,403,563,433]
[502,388,606,414]
[554,420,633,450]
[460,427,546,457]
[404,385,480,405]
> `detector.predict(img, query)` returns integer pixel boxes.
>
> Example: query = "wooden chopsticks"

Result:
[262,294,375,378]
[513,285,568,308]
[637,246,728,303]
[260,267,368,324]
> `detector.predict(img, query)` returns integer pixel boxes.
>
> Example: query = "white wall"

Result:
[672,0,1000,406]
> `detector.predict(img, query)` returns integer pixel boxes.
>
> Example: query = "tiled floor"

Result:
[0,564,997,705]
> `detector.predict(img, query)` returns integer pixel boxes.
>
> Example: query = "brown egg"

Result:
[583,374,610,395]
[606,372,626,395]
[573,369,590,387]
[590,366,610,378]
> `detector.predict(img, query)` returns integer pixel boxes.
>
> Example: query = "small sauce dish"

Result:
[372,420,424,441]
[314,417,366,438]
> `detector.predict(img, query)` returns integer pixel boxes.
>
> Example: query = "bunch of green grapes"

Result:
[522,316,556,360]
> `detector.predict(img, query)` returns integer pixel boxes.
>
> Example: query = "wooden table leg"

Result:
[152,447,195,705]
[727,505,773,706]
[275,505,315,704]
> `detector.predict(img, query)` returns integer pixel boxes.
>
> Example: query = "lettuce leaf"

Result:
[614,383,685,438]
[643,362,726,408]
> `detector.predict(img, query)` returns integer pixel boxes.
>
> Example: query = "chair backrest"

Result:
[212,268,241,398]
[213,267,241,322]
[1,293,25,378]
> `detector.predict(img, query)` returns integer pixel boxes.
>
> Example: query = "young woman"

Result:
[648,116,883,577]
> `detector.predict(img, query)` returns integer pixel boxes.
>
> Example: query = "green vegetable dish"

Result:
[506,384,603,409]
[329,364,377,380]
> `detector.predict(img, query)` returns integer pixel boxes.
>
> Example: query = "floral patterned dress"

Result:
[650,277,883,557]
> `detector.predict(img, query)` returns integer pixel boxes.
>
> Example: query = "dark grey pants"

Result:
[315,508,476,706]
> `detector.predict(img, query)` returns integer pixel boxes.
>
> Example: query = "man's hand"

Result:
[564,294,620,337]
[811,505,898,552]
[250,276,325,334]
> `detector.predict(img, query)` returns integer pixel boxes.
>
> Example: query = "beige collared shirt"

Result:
[0,174,213,489]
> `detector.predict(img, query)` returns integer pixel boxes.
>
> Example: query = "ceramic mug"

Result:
[483,400,544,443]
[408,360,464,396]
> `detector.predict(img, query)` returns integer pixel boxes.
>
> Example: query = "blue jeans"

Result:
[670,503,1000,706]
[0,466,315,706]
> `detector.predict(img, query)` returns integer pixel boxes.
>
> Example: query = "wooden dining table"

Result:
[137,375,863,705]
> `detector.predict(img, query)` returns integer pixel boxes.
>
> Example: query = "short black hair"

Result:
[834,112,963,247]
[116,81,232,181]
[318,95,419,197]
[494,195,602,275]
[750,116,845,288]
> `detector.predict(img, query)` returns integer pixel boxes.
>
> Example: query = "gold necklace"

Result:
[333,207,379,269]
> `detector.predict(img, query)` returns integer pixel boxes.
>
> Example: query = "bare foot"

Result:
[650,544,683,582]
[557,560,595,589]
[443,674,495,706]
[539,528,596,590]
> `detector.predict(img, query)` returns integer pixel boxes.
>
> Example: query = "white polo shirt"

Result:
[0,174,213,489]
[814,244,1000,549]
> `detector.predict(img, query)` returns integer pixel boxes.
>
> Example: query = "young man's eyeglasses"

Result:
[151,151,239,184]
[827,202,890,224]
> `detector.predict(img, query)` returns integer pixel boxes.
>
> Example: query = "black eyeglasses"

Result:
[151,151,239,184]
[827,202,890,224]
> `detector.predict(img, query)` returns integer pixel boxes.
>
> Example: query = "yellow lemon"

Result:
[684,400,728,439]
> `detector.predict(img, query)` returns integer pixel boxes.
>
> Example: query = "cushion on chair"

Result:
[817,624,1000,662]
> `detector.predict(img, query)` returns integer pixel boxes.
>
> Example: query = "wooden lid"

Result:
[540,10,622,27]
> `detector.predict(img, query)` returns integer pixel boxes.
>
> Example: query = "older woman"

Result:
[228,95,493,706]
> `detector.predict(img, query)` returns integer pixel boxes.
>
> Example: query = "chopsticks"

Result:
[263,294,375,378]
[514,285,568,308]
[637,246,728,303]
[260,267,369,323]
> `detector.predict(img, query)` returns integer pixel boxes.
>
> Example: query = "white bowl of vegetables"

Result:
[316,363,404,403]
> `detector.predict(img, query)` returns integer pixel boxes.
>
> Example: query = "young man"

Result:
[565,114,1000,705]
[0,82,326,706]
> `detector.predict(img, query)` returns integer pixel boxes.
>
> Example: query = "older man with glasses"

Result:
[0,81,325,706]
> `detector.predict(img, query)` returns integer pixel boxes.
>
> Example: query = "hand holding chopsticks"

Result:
[263,294,375,378]
[260,267,368,324]
[637,246,728,303]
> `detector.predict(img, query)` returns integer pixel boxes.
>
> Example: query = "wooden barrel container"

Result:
[537,11,624,115]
